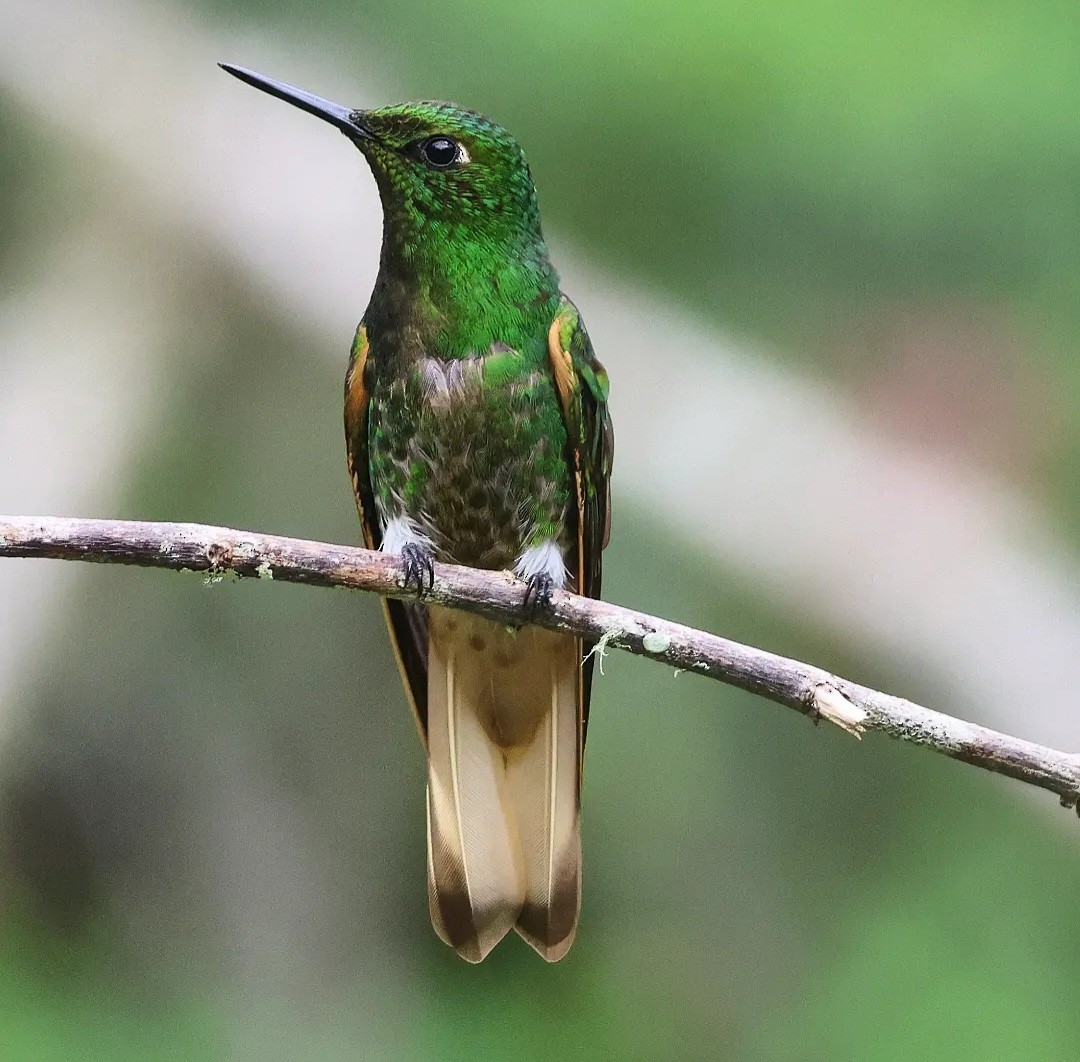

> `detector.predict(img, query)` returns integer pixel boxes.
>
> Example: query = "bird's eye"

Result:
[419,136,463,168]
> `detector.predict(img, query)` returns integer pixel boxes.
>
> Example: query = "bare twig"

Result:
[2,514,1079,811]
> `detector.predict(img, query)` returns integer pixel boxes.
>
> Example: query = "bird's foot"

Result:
[522,571,555,617]
[400,542,435,596]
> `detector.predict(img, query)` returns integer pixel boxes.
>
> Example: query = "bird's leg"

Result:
[514,540,565,618]
[382,516,435,597]
[522,571,555,616]
[401,541,435,595]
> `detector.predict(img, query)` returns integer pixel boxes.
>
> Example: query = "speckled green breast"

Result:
[368,348,572,569]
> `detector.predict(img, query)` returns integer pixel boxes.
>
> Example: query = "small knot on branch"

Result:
[205,541,231,569]
[806,681,868,739]
[204,541,239,585]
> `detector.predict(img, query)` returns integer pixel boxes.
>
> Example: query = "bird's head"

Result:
[219,65,544,252]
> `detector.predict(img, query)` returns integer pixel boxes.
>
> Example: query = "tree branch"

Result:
[3,514,1079,812]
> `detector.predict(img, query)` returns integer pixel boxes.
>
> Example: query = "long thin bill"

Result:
[218,63,370,139]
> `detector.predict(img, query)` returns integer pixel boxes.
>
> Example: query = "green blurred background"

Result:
[2,0,1080,1058]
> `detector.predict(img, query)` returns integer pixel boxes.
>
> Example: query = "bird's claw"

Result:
[522,571,555,617]
[400,542,435,596]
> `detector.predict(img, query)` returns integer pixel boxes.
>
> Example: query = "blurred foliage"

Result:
[0,919,220,1061]
[0,103,64,282]
[768,809,1080,1060]
[3,1,1080,1059]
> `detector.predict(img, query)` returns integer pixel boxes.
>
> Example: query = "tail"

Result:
[425,606,581,963]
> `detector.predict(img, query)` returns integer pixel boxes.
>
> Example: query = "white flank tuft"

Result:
[380,515,433,555]
[514,540,568,588]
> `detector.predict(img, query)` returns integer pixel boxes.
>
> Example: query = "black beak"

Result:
[218,63,373,141]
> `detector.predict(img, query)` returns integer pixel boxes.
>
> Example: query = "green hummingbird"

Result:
[220,64,613,963]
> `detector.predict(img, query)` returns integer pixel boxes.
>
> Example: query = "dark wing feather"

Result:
[547,299,614,742]
[345,324,429,746]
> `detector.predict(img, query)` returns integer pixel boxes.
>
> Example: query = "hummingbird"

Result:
[220,64,613,962]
